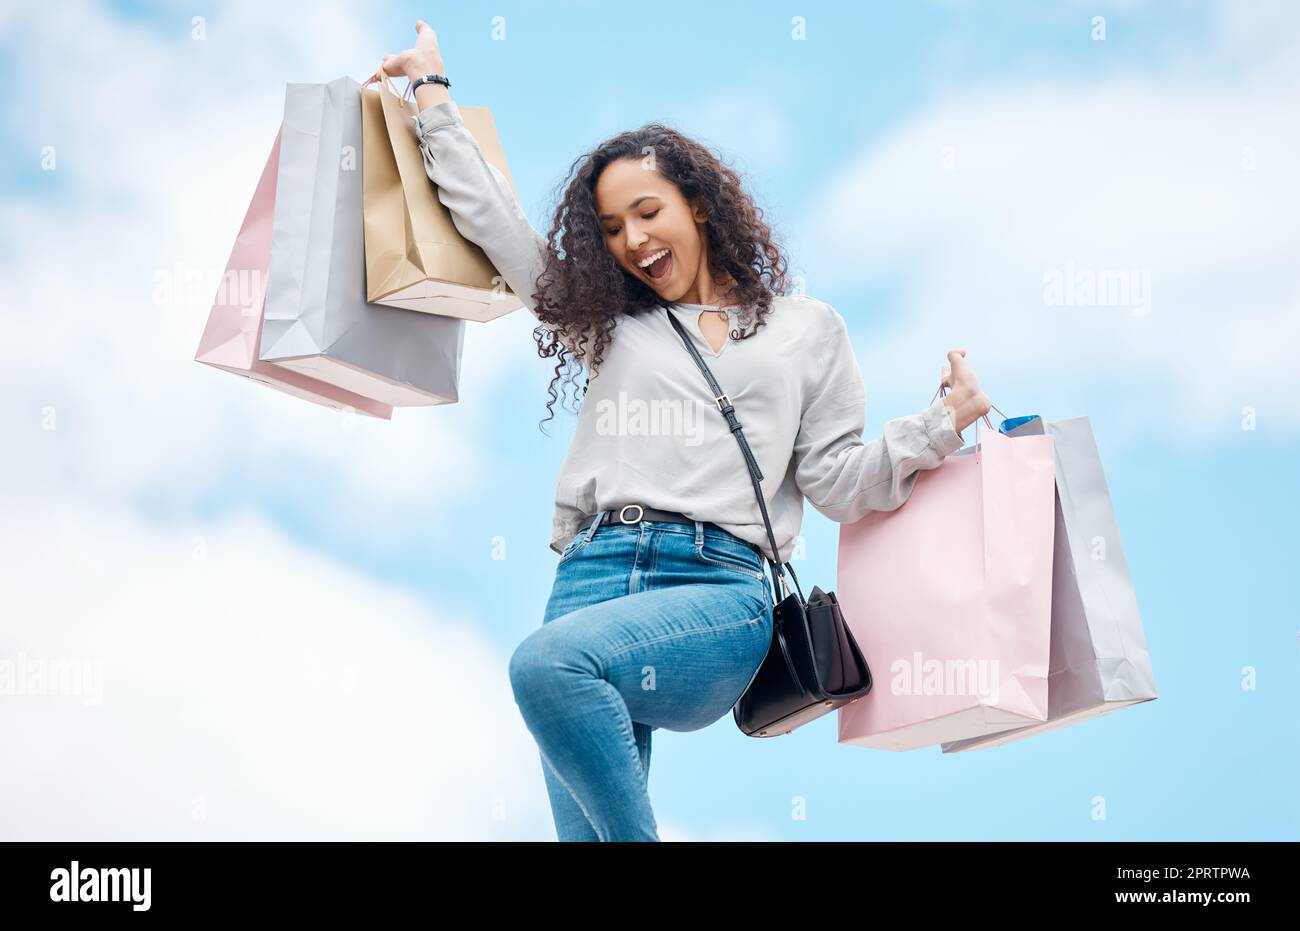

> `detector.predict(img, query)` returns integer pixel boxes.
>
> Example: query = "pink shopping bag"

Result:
[194,129,393,419]
[940,416,1157,752]
[836,417,1056,750]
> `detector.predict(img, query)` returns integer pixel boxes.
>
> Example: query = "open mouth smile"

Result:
[637,248,673,283]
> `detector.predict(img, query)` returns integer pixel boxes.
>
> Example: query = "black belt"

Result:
[577,504,729,535]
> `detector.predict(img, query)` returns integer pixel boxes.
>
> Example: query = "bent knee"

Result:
[508,635,545,694]
[508,630,572,705]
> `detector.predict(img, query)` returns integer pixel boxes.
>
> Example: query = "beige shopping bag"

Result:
[361,77,525,321]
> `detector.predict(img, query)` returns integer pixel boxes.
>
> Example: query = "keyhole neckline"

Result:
[664,302,734,356]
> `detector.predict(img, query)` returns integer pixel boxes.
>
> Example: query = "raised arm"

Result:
[371,21,563,346]
[410,98,549,318]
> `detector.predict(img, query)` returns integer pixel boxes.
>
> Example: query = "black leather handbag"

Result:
[665,310,873,737]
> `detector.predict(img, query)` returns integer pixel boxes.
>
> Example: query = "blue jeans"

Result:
[508,515,775,841]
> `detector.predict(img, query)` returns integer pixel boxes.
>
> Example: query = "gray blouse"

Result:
[411,99,964,565]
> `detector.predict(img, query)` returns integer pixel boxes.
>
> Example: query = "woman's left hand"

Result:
[939,349,991,433]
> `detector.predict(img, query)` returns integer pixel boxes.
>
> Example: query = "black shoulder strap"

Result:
[664,308,803,604]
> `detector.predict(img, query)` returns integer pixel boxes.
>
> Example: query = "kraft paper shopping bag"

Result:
[361,77,525,321]
[194,128,392,419]
[259,77,465,406]
[836,418,1057,751]
[940,415,1157,752]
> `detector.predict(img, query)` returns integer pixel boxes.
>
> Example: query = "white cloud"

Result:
[0,497,551,840]
[795,10,1300,445]
[0,1,560,841]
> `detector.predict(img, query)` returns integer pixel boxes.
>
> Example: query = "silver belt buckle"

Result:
[618,504,645,524]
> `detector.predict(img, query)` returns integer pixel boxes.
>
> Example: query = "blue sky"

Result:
[2,0,1297,840]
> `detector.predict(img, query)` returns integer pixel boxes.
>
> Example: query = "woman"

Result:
[372,21,990,842]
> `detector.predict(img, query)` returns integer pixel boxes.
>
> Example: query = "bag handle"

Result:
[664,309,804,606]
[931,383,1005,451]
[365,62,417,105]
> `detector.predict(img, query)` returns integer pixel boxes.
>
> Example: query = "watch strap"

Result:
[410,73,452,92]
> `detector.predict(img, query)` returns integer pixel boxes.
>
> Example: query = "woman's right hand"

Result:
[367,19,445,85]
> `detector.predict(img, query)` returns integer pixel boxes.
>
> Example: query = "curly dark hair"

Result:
[525,122,791,433]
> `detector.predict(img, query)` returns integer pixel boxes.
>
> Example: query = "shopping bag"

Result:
[361,77,525,321]
[940,415,1157,752]
[194,128,392,419]
[259,76,465,406]
[836,419,1057,750]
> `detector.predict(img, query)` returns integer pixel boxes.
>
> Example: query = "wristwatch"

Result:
[410,73,452,92]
